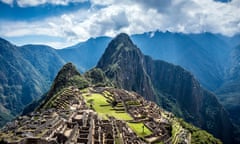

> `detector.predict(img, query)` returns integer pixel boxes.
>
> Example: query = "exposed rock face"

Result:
[144,56,232,138]
[97,33,235,144]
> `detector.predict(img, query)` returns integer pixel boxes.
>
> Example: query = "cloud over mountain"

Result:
[0,0,239,48]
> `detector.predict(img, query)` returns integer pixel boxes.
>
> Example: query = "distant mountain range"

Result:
[0,32,240,143]
[57,36,111,73]
[57,31,240,91]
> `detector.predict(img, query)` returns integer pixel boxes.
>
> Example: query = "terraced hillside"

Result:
[0,86,221,144]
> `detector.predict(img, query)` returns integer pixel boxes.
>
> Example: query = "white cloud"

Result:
[0,0,87,7]
[30,41,70,49]
[89,0,115,6]
[0,0,240,48]
[1,0,13,5]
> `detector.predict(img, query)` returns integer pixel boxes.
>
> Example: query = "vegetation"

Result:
[42,88,68,109]
[171,119,183,144]
[32,63,89,111]
[178,119,222,144]
[0,39,64,126]
[68,75,89,89]
[82,92,132,120]
[127,122,152,137]
[48,63,86,96]
[81,88,153,138]
[84,68,112,86]
[0,111,14,127]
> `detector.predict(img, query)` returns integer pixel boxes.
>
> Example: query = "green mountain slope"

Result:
[0,38,64,126]
[20,44,65,82]
[216,44,240,141]
[57,37,111,72]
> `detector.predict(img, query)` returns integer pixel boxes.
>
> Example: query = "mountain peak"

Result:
[0,37,16,50]
[96,33,155,100]
[61,62,78,71]
[108,33,135,51]
[47,62,86,97]
[96,33,142,71]
[0,37,11,44]
[36,62,88,110]
[114,33,131,42]
[54,62,80,81]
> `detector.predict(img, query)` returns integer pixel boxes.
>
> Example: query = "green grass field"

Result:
[83,93,132,120]
[127,122,152,137]
[82,91,152,138]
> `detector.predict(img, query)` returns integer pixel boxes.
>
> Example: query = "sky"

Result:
[0,0,239,49]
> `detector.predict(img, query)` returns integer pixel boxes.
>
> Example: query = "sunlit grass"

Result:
[82,90,153,138]
[127,122,152,137]
[83,93,132,120]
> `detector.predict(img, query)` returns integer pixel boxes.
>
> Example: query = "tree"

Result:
[111,100,118,107]
[88,99,94,109]
[142,125,145,134]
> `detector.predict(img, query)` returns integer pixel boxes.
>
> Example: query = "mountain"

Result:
[57,36,111,72]
[59,32,240,92]
[131,32,233,91]
[96,34,156,101]
[96,33,235,144]
[216,44,240,132]
[0,38,64,126]
[1,63,222,144]
[39,62,89,109]
[20,45,65,82]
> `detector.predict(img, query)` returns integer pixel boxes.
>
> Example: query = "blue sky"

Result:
[0,0,239,48]
[0,1,90,20]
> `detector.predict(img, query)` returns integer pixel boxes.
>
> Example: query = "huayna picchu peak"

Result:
[110,33,135,50]
[0,63,221,144]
